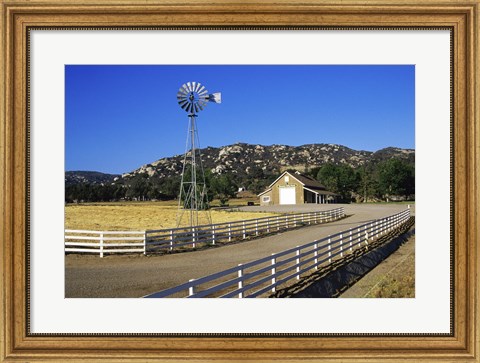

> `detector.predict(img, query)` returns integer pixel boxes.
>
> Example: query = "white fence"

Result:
[144,209,411,298]
[65,207,345,257]
[64,230,146,258]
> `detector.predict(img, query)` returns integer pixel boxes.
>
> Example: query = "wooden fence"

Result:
[65,207,345,257]
[144,209,411,298]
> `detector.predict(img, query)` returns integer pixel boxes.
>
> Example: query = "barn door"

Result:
[279,186,296,205]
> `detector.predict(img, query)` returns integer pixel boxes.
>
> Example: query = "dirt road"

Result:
[65,204,411,298]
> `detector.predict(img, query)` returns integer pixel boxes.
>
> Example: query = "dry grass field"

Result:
[364,238,415,298]
[65,200,277,231]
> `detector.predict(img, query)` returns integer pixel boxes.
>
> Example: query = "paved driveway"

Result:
[65,203,412,298]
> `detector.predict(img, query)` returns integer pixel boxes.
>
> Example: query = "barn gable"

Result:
[258,171,337,206]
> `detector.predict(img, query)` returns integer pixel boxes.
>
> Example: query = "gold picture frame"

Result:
[1,0,479,361]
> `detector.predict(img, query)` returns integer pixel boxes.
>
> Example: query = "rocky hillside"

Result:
[65,143,415,201]
[122,143,414,180]
[65,171,120,186]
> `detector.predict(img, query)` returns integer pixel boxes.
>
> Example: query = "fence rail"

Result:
[144,209,411,298]
[65,207,345,257]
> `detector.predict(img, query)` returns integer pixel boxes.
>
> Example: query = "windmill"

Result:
[176,82,221,228]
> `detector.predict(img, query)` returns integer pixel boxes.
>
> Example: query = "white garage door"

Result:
[279,186,296,205]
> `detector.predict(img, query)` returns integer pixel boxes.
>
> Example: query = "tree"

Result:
[356,163,379,202]
[316,163,358,202]
[377,158,414,201]
[126,174,149,200]
[209,173,238,206]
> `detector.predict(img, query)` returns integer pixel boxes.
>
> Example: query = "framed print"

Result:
[1,0,479,362]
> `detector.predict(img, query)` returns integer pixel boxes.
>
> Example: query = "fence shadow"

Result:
[270,219,415,298]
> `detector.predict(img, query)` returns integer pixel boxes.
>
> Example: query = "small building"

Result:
[258,171,337,206]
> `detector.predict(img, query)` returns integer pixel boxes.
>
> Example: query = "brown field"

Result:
[65,200,277,231]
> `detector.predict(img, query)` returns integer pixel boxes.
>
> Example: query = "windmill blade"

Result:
[192,82,197,93]
[186,82,194,92]
[180,101,190,110]
[178,99,189,107]
[177,93,188,101]
[194,104,199,113]
[178,87,188,95]
[181,83,190,94]
[194,82,203,93]
[197,85,207,95]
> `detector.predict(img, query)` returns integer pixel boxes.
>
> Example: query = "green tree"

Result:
[209,173,238,206]
[377,158,415,201]
[316,163,358,202]
[356,163,379,202]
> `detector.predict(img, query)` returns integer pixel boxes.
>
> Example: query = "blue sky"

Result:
[65,65,414,174]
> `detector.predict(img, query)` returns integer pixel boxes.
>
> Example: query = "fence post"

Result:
[242,221,246,239]
[170,230,174,251]
[255,220,259,236]
[267,218,270,233]
[314,243,318,270]
[143,231,147,255]
[228,223,232,241]
[328,237,332,264]
[296,247,301,280]
[212,225,216,245]
[238,264,244,298]
[277,216,280,230]
[340,234,343,257]
[349,230,353,252]
[370,222,374,240]
[365,226,369,246]
[271,254,276,292]
[99,232,104,258]
[192,227,196,248]
[188,279,195,296]
[285,215,289,229]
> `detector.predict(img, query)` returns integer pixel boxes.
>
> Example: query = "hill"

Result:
[122,143,414,181]
[65,171,121,185]
[65,143,415,202]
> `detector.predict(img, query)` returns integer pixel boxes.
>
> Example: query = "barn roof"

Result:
[265,171,328,191]
[292,172,327,191]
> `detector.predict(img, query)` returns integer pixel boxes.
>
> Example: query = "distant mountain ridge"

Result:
[122,143,415,180]
[65,170,120,185]
[65,143,415,193]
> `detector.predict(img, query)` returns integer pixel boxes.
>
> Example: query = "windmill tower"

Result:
[176,82,221,228]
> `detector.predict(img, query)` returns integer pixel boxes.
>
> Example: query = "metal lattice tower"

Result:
[176,82,221,228]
